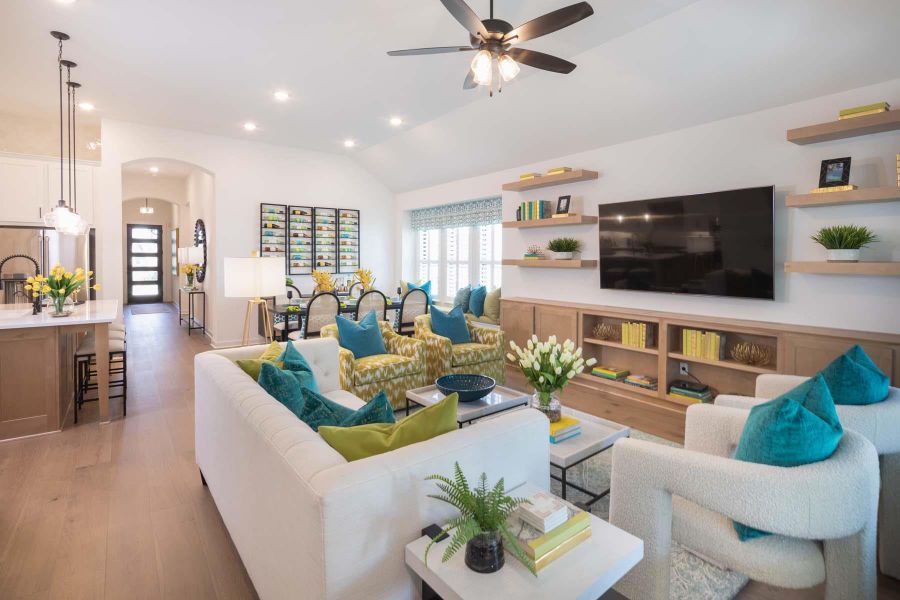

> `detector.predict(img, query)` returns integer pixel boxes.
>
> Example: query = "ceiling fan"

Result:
[387,0,593,92]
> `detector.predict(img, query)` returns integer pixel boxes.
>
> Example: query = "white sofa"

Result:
[194,337,550,600]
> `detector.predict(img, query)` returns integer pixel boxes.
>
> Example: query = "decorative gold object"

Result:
[311,270,336,293]
[592,322,620,342]
[730,342,772,367]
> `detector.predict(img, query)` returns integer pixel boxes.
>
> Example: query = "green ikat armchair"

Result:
[413,314,506,385]
[321,320,427,410]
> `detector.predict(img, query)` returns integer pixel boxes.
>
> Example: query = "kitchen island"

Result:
[0,300,118,441]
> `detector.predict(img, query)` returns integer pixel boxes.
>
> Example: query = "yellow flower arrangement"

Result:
[180,264,197,275]
[311,270,336,293]
[351,268,375,292]
[24,264,100,315]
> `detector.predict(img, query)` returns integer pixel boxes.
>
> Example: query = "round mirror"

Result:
[194,219,208,283]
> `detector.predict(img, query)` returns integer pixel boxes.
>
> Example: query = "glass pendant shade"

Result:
[140,198,154,214]
[498,54,520,82]
[471,50,493,86]
[44,202,87,235]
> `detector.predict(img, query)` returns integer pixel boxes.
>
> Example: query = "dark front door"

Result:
[127,224,163,304]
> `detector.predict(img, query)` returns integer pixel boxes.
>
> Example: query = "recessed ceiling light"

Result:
[149,166,159,174]
[273,90,291,102]
[343,139,356,148]
[389,116,403,127]
[78,102,94,111]
[243,122,258,132]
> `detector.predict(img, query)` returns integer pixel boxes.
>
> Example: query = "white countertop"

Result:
[0,299,119,330]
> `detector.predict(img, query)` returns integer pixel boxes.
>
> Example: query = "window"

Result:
[411,197,502,303]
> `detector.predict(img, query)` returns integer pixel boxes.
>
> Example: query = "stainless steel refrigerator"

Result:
[0,226,96,305]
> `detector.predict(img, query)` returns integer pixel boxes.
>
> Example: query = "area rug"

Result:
[129,305,172,315]
[548,430,749,600]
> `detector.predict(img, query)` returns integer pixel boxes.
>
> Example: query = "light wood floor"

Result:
[0,302,896,599]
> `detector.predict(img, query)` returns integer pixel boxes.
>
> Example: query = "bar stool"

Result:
[73,329,127,423]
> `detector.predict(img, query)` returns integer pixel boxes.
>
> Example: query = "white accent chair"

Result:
[717,373,900,580]
[609,404,879,600]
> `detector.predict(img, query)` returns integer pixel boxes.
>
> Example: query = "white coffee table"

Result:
[405,482,643,600]
[405,384,529,427]
[550,408,630,506]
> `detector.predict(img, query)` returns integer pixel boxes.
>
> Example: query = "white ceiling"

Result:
[3,0,900,193]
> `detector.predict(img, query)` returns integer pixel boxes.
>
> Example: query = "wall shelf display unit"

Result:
[502,259,598,269]
[337,209,360,274]
[786,109,900,145]
[785,186,900,208]
[784,261,900,276]
[259,203,287,258]
[287,205,314,275]
[501,169,599,192]
[313,207,338,273]
[502,215,599,229]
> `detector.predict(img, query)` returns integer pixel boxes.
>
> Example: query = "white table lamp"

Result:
[224,256,284,345]
[187,245,204,266]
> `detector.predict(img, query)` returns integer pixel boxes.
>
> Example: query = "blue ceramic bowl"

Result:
[435,374,496,403]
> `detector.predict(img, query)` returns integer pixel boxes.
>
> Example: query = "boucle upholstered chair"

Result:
[610,404,879,600]
[717,373,900,580]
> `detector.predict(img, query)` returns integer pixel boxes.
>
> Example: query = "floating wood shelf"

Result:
[786,186,900,208]
[668,352,776,375]
[502,259,597,268]
[786,110,900,145]
[784,261,900,276]
[583,337,659,355]
[503,215,598,228]
[502,169,599,192]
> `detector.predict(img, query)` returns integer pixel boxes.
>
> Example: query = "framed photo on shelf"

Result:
[556,195,571,215]
[819,157,851,188]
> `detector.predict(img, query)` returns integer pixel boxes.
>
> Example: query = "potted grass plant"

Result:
[811,225,878,263]
[424,463,534,575]
[546,237,582,260]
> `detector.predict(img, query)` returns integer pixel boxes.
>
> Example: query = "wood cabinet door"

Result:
[500,301,534,356]
[0,328,59,439]
[535,304,578,343]
[783,334,897,385]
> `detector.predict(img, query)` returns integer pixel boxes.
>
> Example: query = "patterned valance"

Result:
[409,196,502,231]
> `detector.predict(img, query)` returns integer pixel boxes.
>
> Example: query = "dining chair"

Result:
[395,288,428,336]
[354,289,387,321]
[348,281,362,298]
[288,292,340,340]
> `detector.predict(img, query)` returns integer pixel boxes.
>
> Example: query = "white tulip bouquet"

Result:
[508,335,596,420]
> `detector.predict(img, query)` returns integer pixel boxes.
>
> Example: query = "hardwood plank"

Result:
[151,504,218,600]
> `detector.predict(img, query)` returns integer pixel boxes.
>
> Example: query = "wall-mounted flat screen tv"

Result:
[598,186,774,300]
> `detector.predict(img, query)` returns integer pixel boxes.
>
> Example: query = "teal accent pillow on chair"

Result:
[453,285,472,312]
[431,305,471,344]
[335,310,387,359]
[407,281,432,305]
[819,344,889,405]
[468,285,487,317]
[276,341,320,393]
[732,373,843,541]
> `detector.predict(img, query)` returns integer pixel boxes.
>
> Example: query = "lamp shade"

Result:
[177,247,189,263]
[187,245,204,265]
[224,256,283,298]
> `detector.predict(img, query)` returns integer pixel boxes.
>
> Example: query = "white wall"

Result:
[395,77,900,335]
[99,119,395,347]
[121,197,178,302]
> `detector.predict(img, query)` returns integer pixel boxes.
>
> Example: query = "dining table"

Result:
[271,296,402,341]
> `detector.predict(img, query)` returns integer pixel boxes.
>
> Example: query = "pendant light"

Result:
[45,31,87,235]
[140,198,154,215]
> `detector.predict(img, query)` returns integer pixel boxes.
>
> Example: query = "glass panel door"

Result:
[127,224,163,303]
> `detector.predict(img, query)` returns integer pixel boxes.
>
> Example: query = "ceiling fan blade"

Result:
[503,2,594,45]
[439,0,489,39]
[387,46,476,56]
[463,69,477,89]
[507,47,576,73]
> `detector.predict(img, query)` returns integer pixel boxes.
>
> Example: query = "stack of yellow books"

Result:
[621,322,654,349]
[549,416,581,444]
[811,185,857,193]
[510,493,592,572]
[546,166,572,176]
[519,172,542,181]
[838,102,890,120]
[681,329,726,361]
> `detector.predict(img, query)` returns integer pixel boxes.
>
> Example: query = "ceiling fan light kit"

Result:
[388,0,593,96]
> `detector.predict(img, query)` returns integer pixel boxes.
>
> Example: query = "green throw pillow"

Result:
[483,287,501,323]
[819,344,889,405]
[732,374,843,541]
[319,393,459,461]
[453,285,472,312]
[235,341,284,380]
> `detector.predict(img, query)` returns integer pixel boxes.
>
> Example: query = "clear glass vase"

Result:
[531,390,562,422]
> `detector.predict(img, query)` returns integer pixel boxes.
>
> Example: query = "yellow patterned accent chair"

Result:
[321,320,427,410]
[413,314,505,385]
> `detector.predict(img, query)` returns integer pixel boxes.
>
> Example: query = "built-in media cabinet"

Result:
[501,297,900,443]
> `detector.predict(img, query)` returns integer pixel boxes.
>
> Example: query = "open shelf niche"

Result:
[580,312,661,398]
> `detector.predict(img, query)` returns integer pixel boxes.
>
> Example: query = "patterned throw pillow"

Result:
[235,341,285,380]
[276,341,320,393]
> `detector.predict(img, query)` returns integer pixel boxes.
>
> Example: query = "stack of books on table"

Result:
[668,379,712,403]
[510,491,592,572]
[624,374,658,391]
[549,416,581,444]
[681,328,726,361]
[838,102,890,120]
[591,365,629,381]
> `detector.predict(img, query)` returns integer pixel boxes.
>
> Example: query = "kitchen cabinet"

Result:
[0,157,47,224]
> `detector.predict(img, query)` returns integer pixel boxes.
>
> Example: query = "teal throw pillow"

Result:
[468,285,487,317]
[407,280,432,305]
[732,374,843,541]
[819,344,889,405]
[276,341,319,393]
[431,305,471,345]
[453,285,472,313]
[335,310,386,359]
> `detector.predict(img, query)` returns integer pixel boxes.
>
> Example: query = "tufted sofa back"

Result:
[208,337,341,392]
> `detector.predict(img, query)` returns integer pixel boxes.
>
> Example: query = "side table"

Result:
[178,288,206,336]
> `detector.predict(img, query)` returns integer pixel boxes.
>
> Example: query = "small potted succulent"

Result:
[424,463,534,575]
[811,225,878,263]
[546,237,582,260]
